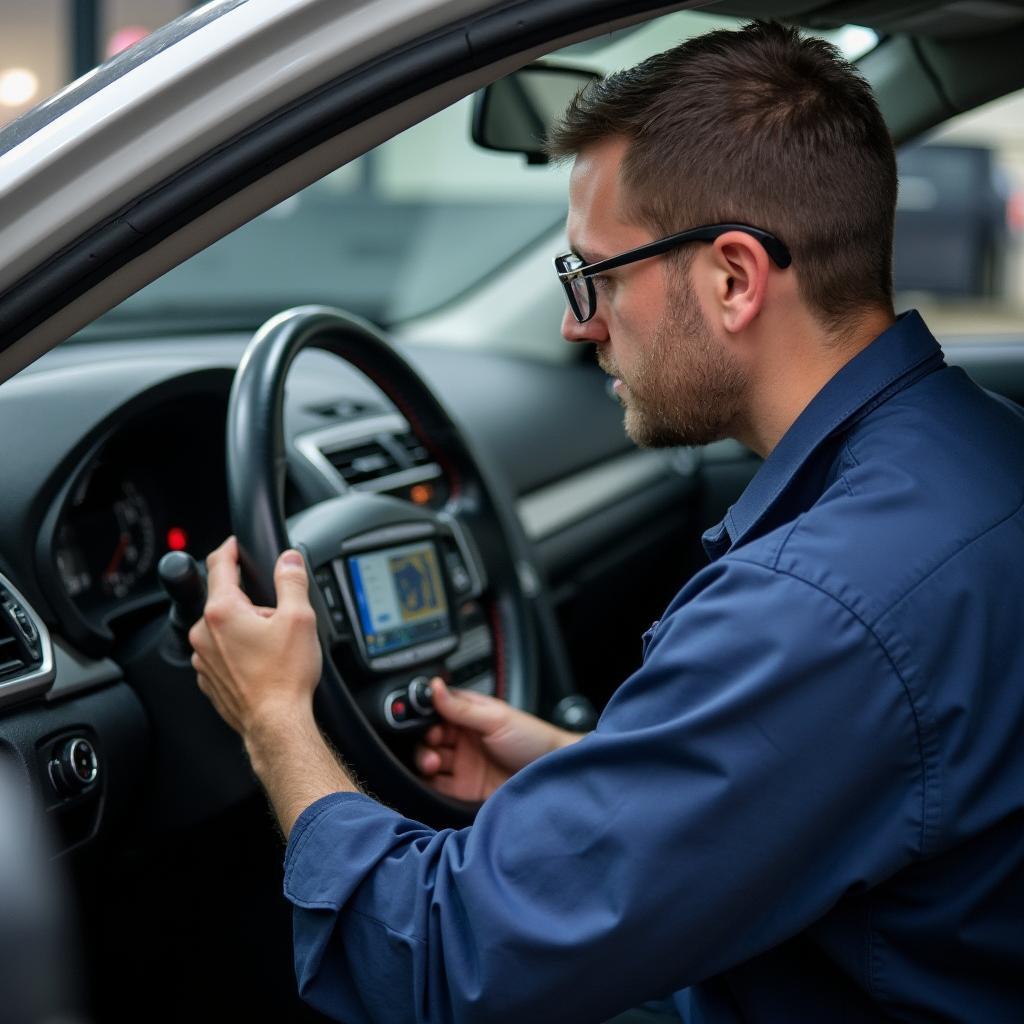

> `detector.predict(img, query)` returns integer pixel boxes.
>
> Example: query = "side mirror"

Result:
[472,63,601,165]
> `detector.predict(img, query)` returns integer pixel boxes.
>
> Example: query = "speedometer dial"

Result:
[54,464,158,611]
[101,482,157,599]
[54,526,92,598]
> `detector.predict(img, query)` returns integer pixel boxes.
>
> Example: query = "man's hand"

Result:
[189,537,353,836]
[416,680,583,802]
[188,536,322,742]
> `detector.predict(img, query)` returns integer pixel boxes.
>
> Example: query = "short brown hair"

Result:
[546,21,897,329]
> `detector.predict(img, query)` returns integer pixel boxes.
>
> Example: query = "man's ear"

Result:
[708,231,771,333]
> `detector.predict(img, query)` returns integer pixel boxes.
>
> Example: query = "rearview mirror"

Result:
[472,63,601,165]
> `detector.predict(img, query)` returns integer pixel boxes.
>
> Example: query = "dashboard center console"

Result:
[341,530,457,671]
[308,514,496,733]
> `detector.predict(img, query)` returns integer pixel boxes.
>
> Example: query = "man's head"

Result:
[548,21,898,450]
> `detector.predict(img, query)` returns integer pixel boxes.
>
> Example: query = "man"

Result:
[189,21,1024,1023]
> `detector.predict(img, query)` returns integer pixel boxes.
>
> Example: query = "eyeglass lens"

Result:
[569,275,591,322]
[560,255,591,322]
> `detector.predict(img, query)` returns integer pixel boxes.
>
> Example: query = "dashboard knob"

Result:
[407,676,435,714]
[158,551,207,629]
[551,694,597,733]
[48,737,99,796]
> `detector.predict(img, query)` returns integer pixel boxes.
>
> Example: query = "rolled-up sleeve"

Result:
[284,557,927,1024]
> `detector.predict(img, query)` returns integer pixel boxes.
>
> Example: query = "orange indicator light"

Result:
[410,483,433,505]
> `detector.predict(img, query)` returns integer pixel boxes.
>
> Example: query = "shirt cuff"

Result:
[285,792,377,869]
[284,790,415,911]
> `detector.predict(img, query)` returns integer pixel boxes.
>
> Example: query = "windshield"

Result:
[73,11,877,338]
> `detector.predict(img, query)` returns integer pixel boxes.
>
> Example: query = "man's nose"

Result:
[560,305,610,345]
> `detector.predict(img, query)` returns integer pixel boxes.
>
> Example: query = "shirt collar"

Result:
[702,310,945,561]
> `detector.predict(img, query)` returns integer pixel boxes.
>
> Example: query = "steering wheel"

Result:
[226,306,541,826]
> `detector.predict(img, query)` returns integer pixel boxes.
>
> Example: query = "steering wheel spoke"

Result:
[435,508,488,600]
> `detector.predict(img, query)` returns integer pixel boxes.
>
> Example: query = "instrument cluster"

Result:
[47,395,231,641]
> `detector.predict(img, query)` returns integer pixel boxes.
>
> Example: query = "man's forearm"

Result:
[244,706,358,838]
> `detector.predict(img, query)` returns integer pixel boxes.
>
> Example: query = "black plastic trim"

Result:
[908,35,960,117]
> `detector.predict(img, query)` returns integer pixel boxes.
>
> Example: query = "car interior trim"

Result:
[908,36,958,115]
[44,640,123,704]
[516,448,686,541]
[437,511,488,599]
[0,571,56,709]
[355,462,445,494]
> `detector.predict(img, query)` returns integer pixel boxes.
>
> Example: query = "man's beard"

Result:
[599,278,748,448]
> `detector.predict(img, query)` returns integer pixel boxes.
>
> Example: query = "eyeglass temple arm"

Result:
[696,224,792,269]
[570,223,792,278]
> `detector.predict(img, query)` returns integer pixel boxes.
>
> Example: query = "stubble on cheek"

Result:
[609,287,748,449]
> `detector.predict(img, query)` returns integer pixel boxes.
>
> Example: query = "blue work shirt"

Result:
[283,311,1024,1023]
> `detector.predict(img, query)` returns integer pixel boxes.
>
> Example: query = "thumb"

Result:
[274,549,311,610]
[431,679,506,736]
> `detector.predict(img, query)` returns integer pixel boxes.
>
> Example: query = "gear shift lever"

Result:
[158,551,207,658]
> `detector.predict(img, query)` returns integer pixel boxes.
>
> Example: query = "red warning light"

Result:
[166,526,188,551]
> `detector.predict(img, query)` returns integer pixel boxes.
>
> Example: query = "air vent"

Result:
[0,586,41,681]
[395,431,432,468]
[298,414,443,497]
[324,440,401,486]
[0,630,27,678]
[307,400,377,421]
[0,575,54,707]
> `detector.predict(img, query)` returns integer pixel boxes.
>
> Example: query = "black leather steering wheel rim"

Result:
[226,306,540,826]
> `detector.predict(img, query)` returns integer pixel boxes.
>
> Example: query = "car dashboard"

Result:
[3,326,1023,856]
[0,331,699,855]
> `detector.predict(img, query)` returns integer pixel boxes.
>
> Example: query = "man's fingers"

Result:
[188,618,208,655]
[424,722,457,747]
[431,679,504,735]
[207,535,238,569]
[275,549,313,613]
[205,536,246,607]
[416,747,440,776]
[416,745,454,776]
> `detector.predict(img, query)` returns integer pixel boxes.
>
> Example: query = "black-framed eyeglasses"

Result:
[554,223,792,324]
